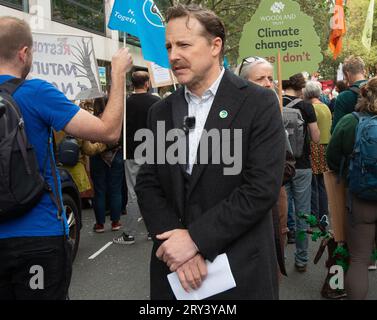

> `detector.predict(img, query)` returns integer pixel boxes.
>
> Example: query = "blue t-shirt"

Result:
[0,75,80,239]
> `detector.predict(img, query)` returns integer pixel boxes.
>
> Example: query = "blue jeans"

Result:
[285,169,312,266]
[90,150,125,224]
[311,174,328,221]
[287,192,295,231]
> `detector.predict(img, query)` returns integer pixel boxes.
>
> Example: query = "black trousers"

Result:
[0,235,72,300]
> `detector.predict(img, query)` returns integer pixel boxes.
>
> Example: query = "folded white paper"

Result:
[167,253,236,300]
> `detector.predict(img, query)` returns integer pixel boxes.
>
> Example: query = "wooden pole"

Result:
[170,69,177,91]
[123,32,127,160]
[277,49,283,112]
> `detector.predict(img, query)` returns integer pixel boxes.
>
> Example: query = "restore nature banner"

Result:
[238,0,323,79]
[30,33,102,101]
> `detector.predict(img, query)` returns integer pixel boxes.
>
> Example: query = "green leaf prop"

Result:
[333,246,349,259]
[307,215,318,227]
[297,230,306,242]
[335,260,348,272]
[311,231,322,242]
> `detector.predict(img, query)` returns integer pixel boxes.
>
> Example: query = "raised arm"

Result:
[64,48,133,143]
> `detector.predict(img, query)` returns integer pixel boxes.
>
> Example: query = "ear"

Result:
[18,46,29,63]
[211,37,223,58]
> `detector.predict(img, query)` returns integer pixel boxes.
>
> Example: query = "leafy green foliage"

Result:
[332,245,350,271]
[311,231,323,242]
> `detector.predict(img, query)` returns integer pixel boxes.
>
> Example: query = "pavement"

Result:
[69,202,377,300]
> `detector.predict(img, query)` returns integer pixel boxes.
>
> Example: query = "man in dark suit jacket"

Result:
[135,4,285,300]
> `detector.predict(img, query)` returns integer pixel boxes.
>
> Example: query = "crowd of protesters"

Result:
[1,3,377,301]
[236,54,377,300]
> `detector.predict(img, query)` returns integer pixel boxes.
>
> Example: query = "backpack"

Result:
[58,135,80,166]
[282,98,305,158]
[348,112,377,201]
[0,78,61,222]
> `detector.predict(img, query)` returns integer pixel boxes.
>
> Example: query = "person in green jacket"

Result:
[327,76,377,300]
[331,56,367,133]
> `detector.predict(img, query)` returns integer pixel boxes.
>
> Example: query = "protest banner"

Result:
[147,62,177,88]
[30,32,102,101]
[238,0,323,80]
[108,0,169,68]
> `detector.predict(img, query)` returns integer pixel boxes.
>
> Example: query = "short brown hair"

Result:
[343,56,365,76]
[166,4,226,59]
[282,73,306,91]
[356,77,377,114]
[131,71,150,89]
[335,80,348,93]
[0,16,33,62]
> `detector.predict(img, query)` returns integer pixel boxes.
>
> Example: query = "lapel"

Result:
[187,70,248,198]
[169,88,188,216]
[171,88,188,173]
[171,87,188,130]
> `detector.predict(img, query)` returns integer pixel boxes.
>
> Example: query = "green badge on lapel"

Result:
[219,110,228,119]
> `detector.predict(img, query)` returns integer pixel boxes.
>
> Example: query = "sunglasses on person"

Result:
[238,56,266,76]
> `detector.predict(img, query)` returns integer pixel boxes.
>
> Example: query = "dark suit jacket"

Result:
[135,70,285,300]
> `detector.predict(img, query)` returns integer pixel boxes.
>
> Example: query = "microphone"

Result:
[183,116,196,135]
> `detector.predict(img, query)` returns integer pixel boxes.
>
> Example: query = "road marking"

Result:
[88,242,113,260]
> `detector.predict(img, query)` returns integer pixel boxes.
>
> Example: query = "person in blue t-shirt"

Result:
[0,16,133,300]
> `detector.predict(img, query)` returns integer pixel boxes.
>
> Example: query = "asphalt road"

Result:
[69,202,377,300]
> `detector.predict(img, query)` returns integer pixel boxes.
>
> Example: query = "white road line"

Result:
[88,242,113,260]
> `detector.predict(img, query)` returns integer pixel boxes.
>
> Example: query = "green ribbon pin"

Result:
[219,110,228,119]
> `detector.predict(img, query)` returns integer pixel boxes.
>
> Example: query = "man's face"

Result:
[247,63,274,89]
[165,16,221,90]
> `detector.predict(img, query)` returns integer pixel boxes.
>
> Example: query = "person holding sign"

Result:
[135,4,285,299]
[0,16,132,300]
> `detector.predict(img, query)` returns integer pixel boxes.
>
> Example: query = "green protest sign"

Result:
[238,0,323,80]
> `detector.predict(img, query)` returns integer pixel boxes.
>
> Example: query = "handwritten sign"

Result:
[147,62,177,88]
[30,33,102,100]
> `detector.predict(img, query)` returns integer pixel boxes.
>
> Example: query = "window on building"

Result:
[0,0,28,11]
[51,0,105,35]
[119,33,141,47]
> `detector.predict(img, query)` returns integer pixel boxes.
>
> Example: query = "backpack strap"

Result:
[348,80,368,96]
[0,78,24,95]
[338,112,361,182]
[285,98,303,109]
[351,111,360,121]
[348,86,360,96]
[1,79,33,174]
[41,128,64,221]
[47,128,64,220]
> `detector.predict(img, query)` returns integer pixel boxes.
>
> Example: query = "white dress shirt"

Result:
[184,68,225,174]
